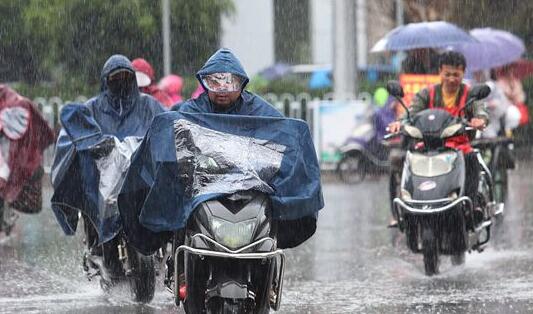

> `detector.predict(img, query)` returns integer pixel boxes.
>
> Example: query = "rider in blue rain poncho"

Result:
[51,54,165,249]
[119,49,324,254]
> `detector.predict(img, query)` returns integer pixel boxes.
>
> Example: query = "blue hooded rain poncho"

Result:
[118,49,323,254]
[173,48,282,117]
[51,54,165,244]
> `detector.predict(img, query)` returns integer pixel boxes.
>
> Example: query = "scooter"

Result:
[473,135,515,205]
[336,112,393,184]
[165,190,285,313]
[386,81,501,275]
[81,137,156,303]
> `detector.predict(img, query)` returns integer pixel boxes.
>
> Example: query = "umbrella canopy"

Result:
[258,63,292,80]
[448,28,525,72]
[371,21,477,52]
[309,69,332,89]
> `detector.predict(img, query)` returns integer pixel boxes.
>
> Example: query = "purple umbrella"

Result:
[258,63,292,80]
[371,21,476,52]
[448,28,525,71]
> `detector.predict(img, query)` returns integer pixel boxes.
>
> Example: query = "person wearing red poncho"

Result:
[0,85,54,233]
[131,58,173,108]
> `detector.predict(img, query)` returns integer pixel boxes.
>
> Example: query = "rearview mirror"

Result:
[469,84,491,100]
[386,81,404,98]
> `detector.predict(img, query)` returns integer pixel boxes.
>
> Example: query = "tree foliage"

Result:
[0,0,44,83]
[448,0,533,55]
[0,0,233,86]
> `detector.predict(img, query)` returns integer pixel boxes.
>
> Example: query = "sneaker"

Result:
[387,219,399,228]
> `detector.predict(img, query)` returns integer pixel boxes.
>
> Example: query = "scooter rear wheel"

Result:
[337,155,366,184]
[207,298,250,314]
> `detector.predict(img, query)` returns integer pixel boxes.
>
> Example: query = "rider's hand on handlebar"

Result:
[387,121,402,134]
[89,137,115,159]
[468,118,486,130]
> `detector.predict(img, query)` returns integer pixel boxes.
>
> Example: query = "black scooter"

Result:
[165,190,284,313]
[386,81,501,275]
[472,136,515,205]
[82,137,156,303]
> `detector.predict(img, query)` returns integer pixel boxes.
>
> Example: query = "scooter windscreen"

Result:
[407,151,458,177]
[404,150,464,201]
[174,119,286,198]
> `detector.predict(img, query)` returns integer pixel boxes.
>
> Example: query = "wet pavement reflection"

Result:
[2,163,533,313]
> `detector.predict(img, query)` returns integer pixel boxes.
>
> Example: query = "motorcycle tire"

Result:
[492,167,508,205]
[127,246,156,303]
[207,299,251,314]
[337,155,366,184]
[450,252,465,266]
[422,227,439,276]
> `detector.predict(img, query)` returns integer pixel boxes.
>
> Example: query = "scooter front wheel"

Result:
[127,246,156,303]
[422,227,439,276]
[451,252,465,266]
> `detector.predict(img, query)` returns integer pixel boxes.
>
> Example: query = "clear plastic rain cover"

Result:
[173,119,286,198]
[95,136,142,219]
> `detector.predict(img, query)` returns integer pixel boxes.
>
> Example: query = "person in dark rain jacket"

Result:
[51,54,165,253]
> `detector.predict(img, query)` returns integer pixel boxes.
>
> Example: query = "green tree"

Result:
[0,0,46,82]
[169,0,234,74]
[0,0,233,91]
[273,0,311,64]
[448,0,533,55]
[24,0,161,85]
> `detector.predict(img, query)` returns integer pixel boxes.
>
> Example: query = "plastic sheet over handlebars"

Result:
[173,119,286,198]
[94,136,142,219]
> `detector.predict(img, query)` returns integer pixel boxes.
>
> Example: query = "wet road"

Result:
[2,164,533,313]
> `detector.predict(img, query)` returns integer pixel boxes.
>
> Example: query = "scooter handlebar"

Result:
[384,132,401,140]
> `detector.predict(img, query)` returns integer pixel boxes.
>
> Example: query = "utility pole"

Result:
[162,0,171,75]
[356,0,367,68]
[333,0,357,100]
[396,0,404,26]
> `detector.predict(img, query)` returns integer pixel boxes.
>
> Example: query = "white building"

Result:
[220,0,275,76]
[220,0,395,76]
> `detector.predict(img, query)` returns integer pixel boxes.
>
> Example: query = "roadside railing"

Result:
[33,92,374,171]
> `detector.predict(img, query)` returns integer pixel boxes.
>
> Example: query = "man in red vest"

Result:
[388,51,489,222]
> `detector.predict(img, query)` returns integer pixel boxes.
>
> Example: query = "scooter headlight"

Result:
[401,188,412,200]
[440,123,463,138]
[404,125,423,139]
[210,217,256,249]
[448,192,458,199]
